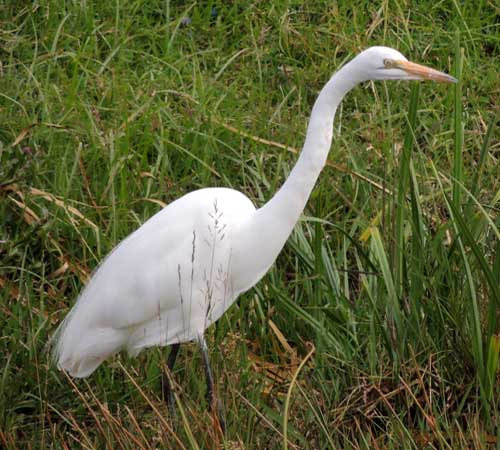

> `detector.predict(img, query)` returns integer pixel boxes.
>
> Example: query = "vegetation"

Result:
[1,1,498,448]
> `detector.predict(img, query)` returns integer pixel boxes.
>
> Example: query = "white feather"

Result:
[52,46,454,378]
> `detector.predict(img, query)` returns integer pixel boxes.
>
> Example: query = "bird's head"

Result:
[351,46,457,83]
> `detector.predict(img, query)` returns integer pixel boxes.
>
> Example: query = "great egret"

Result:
[52,46,455,424]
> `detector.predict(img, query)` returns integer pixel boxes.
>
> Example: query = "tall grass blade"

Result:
[408,160,425,330]
[370,226,403,359]
[452,31,464,207]
[485,335,500,402]
[395,83,419,298]
[282,346,315,450]
[469,114,496,202]
[489,235,500,338]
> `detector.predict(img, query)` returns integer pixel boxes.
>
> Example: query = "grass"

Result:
[1,0,499,448]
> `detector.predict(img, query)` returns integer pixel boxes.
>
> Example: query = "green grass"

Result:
[1,1,499,448]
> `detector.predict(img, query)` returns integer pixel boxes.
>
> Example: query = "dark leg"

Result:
[198,335,225,433]
[162,343,181,417]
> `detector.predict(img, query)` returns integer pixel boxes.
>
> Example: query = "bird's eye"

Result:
[383,58,395,68]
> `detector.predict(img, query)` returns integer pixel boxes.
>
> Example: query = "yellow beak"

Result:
[391,60,457,83]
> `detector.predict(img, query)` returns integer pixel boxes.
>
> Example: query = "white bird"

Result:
[52,46,455,422]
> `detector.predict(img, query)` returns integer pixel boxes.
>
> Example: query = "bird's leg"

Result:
[198,335,226,433]
[162,343,181,418]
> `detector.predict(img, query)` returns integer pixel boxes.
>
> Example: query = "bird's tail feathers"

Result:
[50,309,126,378]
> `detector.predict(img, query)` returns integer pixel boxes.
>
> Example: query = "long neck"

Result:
[232,63,360,292]
[264,68,357,224]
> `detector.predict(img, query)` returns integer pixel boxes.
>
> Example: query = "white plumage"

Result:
[54,188,257,376]
[52,47,455,380]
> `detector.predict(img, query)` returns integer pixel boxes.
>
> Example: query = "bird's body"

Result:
[53,47,455,394]
[56,188,260,377]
